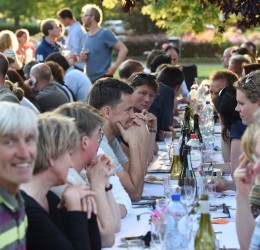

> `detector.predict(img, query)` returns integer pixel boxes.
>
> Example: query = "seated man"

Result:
[0,102,38,249]
[119,59,144,80]
[88,77,149,201]
[127,72,159,163]
[53,102,132,247]
[29,63,69,112]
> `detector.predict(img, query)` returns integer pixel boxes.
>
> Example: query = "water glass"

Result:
[151,219,166,250]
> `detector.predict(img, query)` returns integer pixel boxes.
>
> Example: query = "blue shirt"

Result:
[64,67,92,102]
[81,28,118,83]
[35,37,62,62]
[230,119,247,141]
[149,82,174,133]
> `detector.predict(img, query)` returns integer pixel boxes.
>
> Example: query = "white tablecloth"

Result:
[103,134,239,249]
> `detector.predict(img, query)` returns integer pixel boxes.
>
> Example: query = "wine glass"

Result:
[183,178,196,209]
[163,131,173,162]
[80,46,89,74]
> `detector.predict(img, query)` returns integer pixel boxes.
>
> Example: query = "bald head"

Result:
[30,63,52,82]
[119,59,144,79]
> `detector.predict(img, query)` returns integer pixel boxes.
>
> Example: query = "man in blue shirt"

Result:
[80,4,128,83]
[35,19,62,62]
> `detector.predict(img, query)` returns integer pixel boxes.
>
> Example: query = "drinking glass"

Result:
[80,46,89,74]
[182,178,196,209]
[150,219,166,250]
[163,131,173,162]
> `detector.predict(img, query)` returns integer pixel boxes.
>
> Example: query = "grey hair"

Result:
[0,102,38,139]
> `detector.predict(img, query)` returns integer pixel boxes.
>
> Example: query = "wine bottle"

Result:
[179,126,189,163]
[183,106,191,136]
[195,194,216,250]
[170,141,182,180]
[192,114,203,143]
[178,145,196,187]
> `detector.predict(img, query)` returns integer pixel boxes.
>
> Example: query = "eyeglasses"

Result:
[131,73,156,83]
[83,14,93,18]
[98,128,104,144]
[217,87,226,97]
[244,73,260,94]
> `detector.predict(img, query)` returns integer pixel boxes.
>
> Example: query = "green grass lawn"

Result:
[197,64,224,80]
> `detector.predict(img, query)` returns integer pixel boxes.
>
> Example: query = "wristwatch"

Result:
[105,183,113,192]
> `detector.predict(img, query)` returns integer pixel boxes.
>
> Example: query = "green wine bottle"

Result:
[170,141,181,180]
[192,114,203,143]
[195,194,216,250]
[178,145,196,187]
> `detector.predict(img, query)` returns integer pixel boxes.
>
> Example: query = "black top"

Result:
[21,190,101,250]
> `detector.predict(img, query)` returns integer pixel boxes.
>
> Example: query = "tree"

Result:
[104,0,260,33]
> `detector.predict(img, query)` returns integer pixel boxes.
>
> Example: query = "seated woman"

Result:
[236,70,260,217]
[213,86,247,176]
[234,110,260,250]
[20,112,101,250]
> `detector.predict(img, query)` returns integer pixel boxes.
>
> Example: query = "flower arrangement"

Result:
[150,206,166,224]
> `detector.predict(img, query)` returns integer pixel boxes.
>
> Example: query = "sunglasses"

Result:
[244,73,260,94]
[132,73,156,83]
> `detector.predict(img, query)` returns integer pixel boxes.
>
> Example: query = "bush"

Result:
[0,22,40,35]
[122,34,235,58]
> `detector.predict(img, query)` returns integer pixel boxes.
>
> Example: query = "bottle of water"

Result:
[201,101,214,150]
[164,193,189,250]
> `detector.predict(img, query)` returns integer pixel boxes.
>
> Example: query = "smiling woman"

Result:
[0,102,38,250]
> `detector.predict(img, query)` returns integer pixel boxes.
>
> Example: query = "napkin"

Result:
[211,218,229,224]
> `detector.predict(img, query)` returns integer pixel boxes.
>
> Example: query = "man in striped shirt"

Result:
[0,102,38,250]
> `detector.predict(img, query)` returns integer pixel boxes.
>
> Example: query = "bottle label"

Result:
[190,150,202,168]
[200,200,210,213]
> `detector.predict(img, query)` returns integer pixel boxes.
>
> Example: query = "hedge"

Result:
[0,23,40,35]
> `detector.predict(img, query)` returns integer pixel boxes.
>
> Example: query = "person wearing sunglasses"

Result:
[213,86,247,178]
[234,110,260,250]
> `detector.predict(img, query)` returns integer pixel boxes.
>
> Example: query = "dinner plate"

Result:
[222,190,236,196]
[144,175,163,184]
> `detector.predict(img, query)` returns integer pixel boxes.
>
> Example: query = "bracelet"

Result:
[149,128,157,133]
[105,183,113,192]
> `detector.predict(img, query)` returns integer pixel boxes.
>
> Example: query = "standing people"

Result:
[0,102,38,250]
[15,29,35,65]
[35,19,62,62]
[57,8,85,56]
[0,52,20,103]
[80,4,128,83]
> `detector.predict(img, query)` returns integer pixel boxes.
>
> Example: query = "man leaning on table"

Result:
[88,77,149,201]
[0,102,38,250]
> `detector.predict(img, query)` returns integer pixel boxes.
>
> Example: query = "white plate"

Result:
[144,175,163,184]
[222,190,236,196]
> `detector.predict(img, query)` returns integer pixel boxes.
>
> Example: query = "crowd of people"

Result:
[0,2,260,250]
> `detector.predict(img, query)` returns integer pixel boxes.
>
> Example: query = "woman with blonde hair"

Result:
[235,110,260,250]
[0,30,21,69]
[21,112,101,250]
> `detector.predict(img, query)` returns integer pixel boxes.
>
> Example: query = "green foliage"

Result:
[0,22,40,35]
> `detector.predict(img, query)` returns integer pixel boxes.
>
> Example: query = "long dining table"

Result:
[103,130,240,250]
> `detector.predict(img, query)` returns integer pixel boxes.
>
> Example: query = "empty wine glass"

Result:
[182,178,196,209]
[163,131,172,162]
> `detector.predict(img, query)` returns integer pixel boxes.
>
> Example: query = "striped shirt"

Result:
[0,187,27,250]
